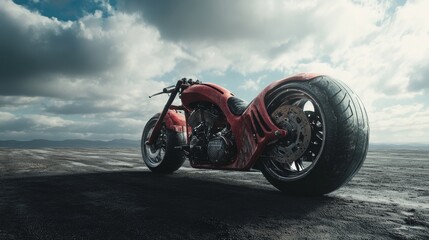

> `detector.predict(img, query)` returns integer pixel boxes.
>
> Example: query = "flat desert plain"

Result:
[0,148,428,239]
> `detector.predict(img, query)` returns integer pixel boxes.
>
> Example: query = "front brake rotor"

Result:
[270,105,312,164]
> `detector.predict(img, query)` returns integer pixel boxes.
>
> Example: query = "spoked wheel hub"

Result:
[144,126,167,167]
[271,105,312,165]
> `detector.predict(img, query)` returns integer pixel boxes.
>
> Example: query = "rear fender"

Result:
[258,73,322,97]
[234,73,323,169]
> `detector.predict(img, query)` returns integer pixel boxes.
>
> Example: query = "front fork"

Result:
[146,82,181,145]
[146,79,191,145]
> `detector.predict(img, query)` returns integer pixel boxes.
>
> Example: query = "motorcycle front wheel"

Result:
[261,76,369,195]
[141,113,186,173]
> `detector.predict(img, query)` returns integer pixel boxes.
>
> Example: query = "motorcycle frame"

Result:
[147,73,321,170]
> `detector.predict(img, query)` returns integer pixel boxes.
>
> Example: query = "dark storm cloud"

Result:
[0,3,120,97]
[118,0,245,40]
[117,0,309,42]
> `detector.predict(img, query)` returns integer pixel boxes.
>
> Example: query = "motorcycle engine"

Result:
[188,103,235,164]
[207,128,235,163]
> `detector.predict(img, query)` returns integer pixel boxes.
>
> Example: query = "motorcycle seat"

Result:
[227,97,249,116]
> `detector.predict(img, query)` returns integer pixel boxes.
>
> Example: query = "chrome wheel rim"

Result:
[143,124,166,168]
[263,88,326,181]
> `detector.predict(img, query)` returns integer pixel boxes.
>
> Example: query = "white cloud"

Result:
[1,0,186,98]
[30,114,73,128]
[239,76,265,91]
[0,112,15,121]
[147,0,429,143]
[0,96,40,108]
[0,0,188,140]
[1,0,429,143]
[0,112,72,131]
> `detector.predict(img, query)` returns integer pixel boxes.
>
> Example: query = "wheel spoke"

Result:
[315,132,323,141]
[283,161,292,170]
[293,98,307,108]
[294,160,304,171]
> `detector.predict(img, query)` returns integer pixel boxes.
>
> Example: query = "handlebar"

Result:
[148,85,175,98]
[148,78,201,98]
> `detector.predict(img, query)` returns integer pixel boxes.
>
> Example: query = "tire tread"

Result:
[261,75,369,195]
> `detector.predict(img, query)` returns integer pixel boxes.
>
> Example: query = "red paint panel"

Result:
[164,110,186,132]
[166,73,321,170]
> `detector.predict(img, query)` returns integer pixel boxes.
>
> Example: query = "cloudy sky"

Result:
[1,0,428,143]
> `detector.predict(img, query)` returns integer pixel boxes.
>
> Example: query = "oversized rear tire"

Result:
[261,76,369,195]
[141,113,186,173]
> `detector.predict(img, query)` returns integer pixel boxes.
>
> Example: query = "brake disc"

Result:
[269,105,312,164]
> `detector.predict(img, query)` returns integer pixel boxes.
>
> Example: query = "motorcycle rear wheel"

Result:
[141,113,186,173]
[261,76,369,195]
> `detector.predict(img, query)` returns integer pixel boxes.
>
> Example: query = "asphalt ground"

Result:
[0,148,428,239]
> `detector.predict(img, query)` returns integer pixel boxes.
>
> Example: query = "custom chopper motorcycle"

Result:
[141,74,369,195]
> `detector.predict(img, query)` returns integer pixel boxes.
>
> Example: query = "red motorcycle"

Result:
[141,74,369,195]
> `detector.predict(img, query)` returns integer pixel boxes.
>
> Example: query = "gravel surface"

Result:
[0,148,428,239]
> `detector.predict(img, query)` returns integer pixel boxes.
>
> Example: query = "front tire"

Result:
[141,114,186,173]
[261,76,369,195]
